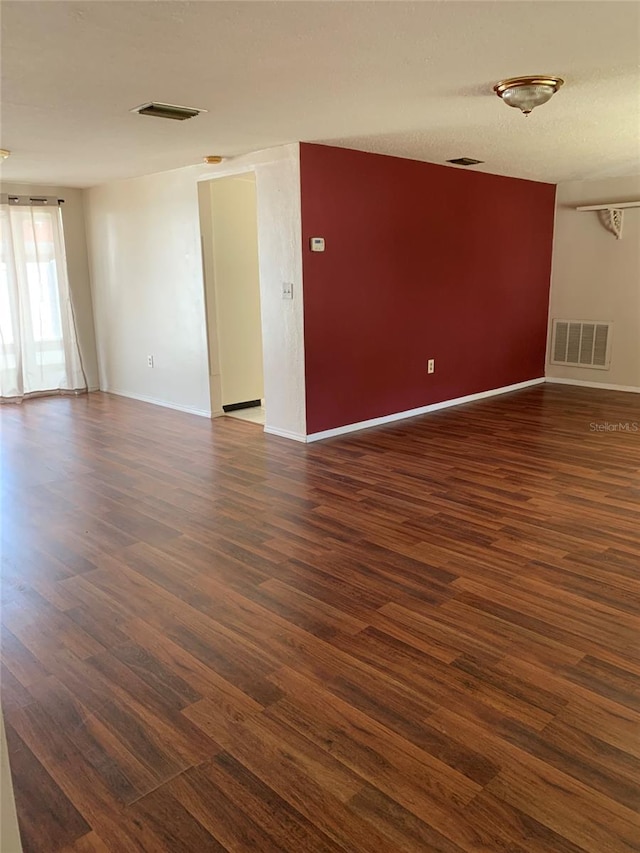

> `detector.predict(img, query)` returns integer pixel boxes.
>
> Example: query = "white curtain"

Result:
[0,203,86,401]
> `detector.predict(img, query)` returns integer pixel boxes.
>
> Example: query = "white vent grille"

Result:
[551,320,612,369]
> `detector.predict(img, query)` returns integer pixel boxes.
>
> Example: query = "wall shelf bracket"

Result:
[576,201,640,241]
[599,208,623,240]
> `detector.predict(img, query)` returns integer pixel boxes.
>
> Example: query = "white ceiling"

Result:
[1,1,639,188]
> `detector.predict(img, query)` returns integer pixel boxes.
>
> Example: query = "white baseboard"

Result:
[264,425,307,443]
[103,387,212,417]
[545,377,640,393]
[98,376,637,444]
[306,377,545,443]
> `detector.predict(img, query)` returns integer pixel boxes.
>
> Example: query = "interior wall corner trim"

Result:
[264,426,308,443]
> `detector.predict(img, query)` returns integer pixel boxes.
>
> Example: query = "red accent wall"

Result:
[300,143,556,434]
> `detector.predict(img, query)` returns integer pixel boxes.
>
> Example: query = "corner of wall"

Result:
[546,175,640,390]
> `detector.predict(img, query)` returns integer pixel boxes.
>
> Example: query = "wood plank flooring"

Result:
[1,385,639,852]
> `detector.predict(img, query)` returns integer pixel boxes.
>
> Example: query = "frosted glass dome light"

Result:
[494,76,564,116]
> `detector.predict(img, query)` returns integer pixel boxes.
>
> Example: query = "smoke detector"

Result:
[130,102,207,121]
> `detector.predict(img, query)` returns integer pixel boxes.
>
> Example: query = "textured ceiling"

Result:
[1,1,639,188]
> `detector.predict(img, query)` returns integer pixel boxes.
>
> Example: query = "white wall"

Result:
[248,147,305,438]
[209,175,264,408]
[86,144,306,436]
[85,167,211,414]
[547,176,640,390]
[2,182,99,390]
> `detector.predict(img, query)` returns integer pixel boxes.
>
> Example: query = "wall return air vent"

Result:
[551,320,612,369]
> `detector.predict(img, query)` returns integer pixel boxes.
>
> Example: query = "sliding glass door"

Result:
[0,202,86,401]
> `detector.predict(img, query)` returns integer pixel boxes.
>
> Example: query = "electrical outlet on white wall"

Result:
[282,282,293,300]
[147,355,154,368]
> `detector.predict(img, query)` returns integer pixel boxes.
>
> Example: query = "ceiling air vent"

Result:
[131,102,206,121]
[446,157,484,166]
[551,320,612,369]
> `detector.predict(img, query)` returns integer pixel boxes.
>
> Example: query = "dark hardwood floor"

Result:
[1,385,639,852]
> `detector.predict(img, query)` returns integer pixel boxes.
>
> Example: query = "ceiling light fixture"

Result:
[204,156,224,164]
[0,149,11,159]
[493,76,564,116]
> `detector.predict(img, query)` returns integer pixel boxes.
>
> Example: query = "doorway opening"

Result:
[198,173,265,426]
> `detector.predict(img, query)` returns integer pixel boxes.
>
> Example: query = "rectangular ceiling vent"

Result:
[446,157,484,166]
[551,320,612,369]
[131,102,205,121]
